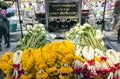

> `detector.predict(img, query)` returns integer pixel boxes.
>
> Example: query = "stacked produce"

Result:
[66,23,106,52]
[14,24,52,51]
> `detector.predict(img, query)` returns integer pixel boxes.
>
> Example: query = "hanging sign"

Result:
[48,3,78,17]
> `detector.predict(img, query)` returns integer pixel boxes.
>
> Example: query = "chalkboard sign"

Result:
[48,3,78,17]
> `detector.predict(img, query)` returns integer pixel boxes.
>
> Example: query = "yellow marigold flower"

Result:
[4,76,13,79]
[57,54,64,61]
[42,43,52,53]
[60,66,73,74]
[34,48,42,58]
[61,59,69,65]
[20,74,33,79]
[46,66,57,73]
[61,47,73,55]
[36,72,48,79]
[22,48,35,72]
[43,53,56,65]
[64,54,74,64]
[59,74,71,79]
[28,67,36,76]
[63,40,76,52]
[49,51,57,59]
[0,52,13,75]
[4,70,11,75]
[74,56,84,62]
[0,52,13,61]
[58,41,75,56]
[51,41,60,52]
[8,57,13,65]
[38,63,46,69]
[94,56,102,64]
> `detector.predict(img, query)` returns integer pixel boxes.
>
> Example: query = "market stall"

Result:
[0,23,120,79]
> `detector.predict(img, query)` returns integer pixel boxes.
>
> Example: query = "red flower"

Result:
[87,59,95,66]
[113,77,120,79]
[100,56,107,62]
[114,63,120,70]
[13,64,20,67]
[108,66,116,72]
[72,67,82,74]
[100,67,109,76]
[18,70,24,77]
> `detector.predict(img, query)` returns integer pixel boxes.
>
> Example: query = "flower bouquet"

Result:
[66,23,106,52]
[14,23,52,51]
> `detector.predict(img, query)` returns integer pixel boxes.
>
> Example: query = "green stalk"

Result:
[35,34,45,47]
[36,38,45,48]
[97,39,106,52]
[31,35,36,48]
[83,37,88,46]
[88,29,97,49]
[27,35,34,48]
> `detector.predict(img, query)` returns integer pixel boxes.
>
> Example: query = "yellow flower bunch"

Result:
[4,75,13,79]
[63,40,76,53]
[21,48,35,78]
[60,66,73,74]
[0,52,13,75]
[20,74,33,79]
[33,40,75,78]
[59,44,73,56]
[43,53,57,65]
[36,71,48,79]
[0,40,76,79]
[57,40,76,65]
[21,48,35,72]
[42,43,52,53]
[59,75,73,79]
[38,63,47,70]
[46,66,59,78]
[46,66,59,76]
[33,48,45,71]
[74,55,84,62]
[64,54,74,64]
[50,41,60,52]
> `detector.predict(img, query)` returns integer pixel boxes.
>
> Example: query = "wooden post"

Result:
[16,0,23,38]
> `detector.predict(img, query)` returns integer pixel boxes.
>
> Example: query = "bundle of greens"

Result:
[66,23,106,52]
[14,24,52,51]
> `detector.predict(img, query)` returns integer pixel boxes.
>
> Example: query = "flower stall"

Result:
[0,23,120,79]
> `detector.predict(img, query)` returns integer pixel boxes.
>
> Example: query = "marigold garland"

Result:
[4,76,13,79]
[60,65,73,74]
[36,71,48,79]
[21,48,34,72]
[46,66,59,77]
[59,75,71,79]
[20,74,33,79]
[0,52,13,75]
[74,56,84,62]
[33,48,43,71]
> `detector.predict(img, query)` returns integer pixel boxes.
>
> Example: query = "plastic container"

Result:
[9,21,17,32]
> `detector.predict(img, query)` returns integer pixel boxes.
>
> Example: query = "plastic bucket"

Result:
[9,22,17,32]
